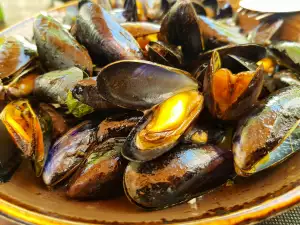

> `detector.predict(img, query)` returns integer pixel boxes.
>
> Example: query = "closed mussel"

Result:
[43,121,97,186]
[124,144,233,210]
[97,112,142,142]
[67,137,127,200]
[233,85,300,177]
[33,14,93,75]
[0,100,52,176]
[203,51,264,120]
[0,35,37,80]
[160,0,204,58]
[34,67,94,118]
[75,0,144,65]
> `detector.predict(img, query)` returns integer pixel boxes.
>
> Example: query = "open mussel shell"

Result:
[198,15,248,49]
[203,51,264,120]
[43,121,97,187]
[97,112,142,142]
[33,14,93,75]
[75,0,144,66]
[187,44,267,82]
[121,22,160,50]
[122,90,204,162]
[270,41,300,74]
[233,85,300,177]
[147,41,183,67]
[97,60,198,110]
[159,0,204,58]
[124,144,234,210]
[0,35,37,80]
[67,137,128,200]
[0,120,22,182]
[248,19,283,45]
[6,71,39,99]
[121,22,160,37]
[272,70,300,89]
[0,100,52,177]
[71,78,119,111]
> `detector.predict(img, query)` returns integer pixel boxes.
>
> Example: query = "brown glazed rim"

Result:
[0,1,300,224]
[0,185,299,225]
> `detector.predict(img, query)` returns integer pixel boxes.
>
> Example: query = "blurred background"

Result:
[0,0,71,29]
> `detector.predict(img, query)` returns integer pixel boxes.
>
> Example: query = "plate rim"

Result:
[0,1,300,224]
[0,184,300,225]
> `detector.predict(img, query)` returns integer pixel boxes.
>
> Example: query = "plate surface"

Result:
[0,2,300,225]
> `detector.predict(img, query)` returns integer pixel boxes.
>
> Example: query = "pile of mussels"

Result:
[0,0,299,210]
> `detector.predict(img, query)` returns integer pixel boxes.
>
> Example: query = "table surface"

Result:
[0,0,299,224]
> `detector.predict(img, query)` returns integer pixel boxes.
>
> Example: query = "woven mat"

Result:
[259,206,300,225]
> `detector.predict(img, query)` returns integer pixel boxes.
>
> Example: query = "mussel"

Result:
[141,0,170,21]
[0,120,22,182]
[39,103,70,141]
[97,112,142,142]
[43,121,97,186]
[272,70,300,88]
[5,72,39,99]
[34,67,94,118]
[0,36,37,80]
[182,115,225,145]
[159,0,204,58]
[147,41,183,67]
[203,51,264,120]
[121,22,160,37]
[33,14,93,75]
[123,90,204,161]
[34,67,85,104]
[198,15,248,49]
[67,137,127,199]
[124,144,233,209]
[121,22,160,50]
[97,60,198,110]
[0,100,52,176]
[248,19,283,45]
[233,85,300,176]
[270,41,300,74]
[71,78,119,111]
[74,0,144,65]
[187,44,266,79]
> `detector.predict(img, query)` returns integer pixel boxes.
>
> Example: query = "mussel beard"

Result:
[212,69,255,115]
[123,90,204,162]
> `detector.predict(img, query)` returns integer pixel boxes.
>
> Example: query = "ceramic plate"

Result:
[0,1,300,225]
